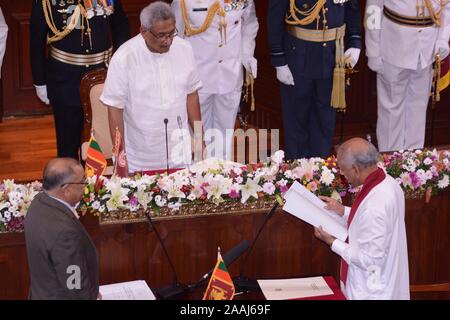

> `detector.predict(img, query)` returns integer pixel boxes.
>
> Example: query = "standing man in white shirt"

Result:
[171,0,259,160]
[366,0,450,152]
[101,1,203,174]
[0,7,8,78]
[314,138,410,300]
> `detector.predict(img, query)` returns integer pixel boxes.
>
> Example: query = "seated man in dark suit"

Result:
[25,158,99,300]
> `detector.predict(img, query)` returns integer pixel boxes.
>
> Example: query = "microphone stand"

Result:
[164,118,170,173]
[144,210,187,299]
[233,201,279,292]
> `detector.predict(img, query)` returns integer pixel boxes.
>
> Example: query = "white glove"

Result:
[368,56,384,74]
[344,48,361,68]
[275,65,295,86]
[434,39,450,61]
[34,85,50,105]
[243,56,258,79]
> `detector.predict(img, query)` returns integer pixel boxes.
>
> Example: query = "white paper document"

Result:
[99,280,156,300]
[258,276,333,300]
[283,181,348,241]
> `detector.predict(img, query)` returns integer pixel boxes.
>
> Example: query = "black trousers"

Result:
[280,75,337,160]
[46,58,104,159]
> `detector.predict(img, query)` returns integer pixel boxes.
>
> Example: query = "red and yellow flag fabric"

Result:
[85,135,107,178]
[438,55,450,92]
[202,249,235,300]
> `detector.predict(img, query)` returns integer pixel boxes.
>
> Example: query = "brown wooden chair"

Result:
[80,68,114,174]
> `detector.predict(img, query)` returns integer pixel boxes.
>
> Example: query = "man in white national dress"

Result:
[314,138,410,300]
[101,2,203,173]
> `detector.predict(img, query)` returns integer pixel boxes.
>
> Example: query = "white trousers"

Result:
[200,91,241,160]
[376,61,433,152]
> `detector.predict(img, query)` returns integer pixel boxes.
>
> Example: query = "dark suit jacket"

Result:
[24,192,99,300]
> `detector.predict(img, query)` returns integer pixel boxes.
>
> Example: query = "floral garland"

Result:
[1,149,449,233]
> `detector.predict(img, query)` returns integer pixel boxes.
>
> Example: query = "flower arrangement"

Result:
[1,149,449,233]
[382,149,450,198]
[77,151,347,216]
[0,180,42,232]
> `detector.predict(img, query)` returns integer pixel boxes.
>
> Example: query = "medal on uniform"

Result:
[224,0,232,12]
[59,0,66,7]
[84,0,95,19]
[104,0,115,15]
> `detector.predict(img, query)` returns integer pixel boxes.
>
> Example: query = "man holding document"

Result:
[314,138,410,300]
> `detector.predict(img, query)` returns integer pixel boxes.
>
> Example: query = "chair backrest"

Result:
[80,68,113,160]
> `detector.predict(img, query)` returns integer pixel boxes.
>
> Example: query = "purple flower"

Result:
[128,196,139,206]
[0,184,4,192]
[229,189,240,199]
[409,172,422,189]
[279,184,289,193]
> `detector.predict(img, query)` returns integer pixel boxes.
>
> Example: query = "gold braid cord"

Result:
[181,0,227,41]
[431,53,442,107]
[285,0,327,26]
[423,0,447,27]
[244,71,255,111]
[330,27,347,111]
[43,0,91,45]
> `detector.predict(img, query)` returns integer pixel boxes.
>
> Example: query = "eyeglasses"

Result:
[61,180,87,187]
[147,28,178,41]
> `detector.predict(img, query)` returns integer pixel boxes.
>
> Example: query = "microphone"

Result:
[163,118,170,173]
[144,210,187,299]
[177,115,191,171]
[188,239,250,289]
[233,201,280,292]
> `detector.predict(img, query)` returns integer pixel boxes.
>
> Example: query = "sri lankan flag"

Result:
[438,55,450,92]
[202,249,235,300]
[85,135,107,178]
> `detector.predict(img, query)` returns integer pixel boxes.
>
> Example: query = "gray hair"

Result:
[140,1,175,30]
[339,141,380,169]
[42,158,80,191]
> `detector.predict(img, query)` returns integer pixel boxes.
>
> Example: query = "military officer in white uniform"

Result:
[0,7,8,78]
[366,0,450,152]
[171,0,259,159]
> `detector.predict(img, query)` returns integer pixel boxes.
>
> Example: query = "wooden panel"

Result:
[0,189,449,300]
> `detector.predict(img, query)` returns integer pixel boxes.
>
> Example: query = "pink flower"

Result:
[262,182,276,195]
[409,172,422,189]
[279,184,289,193]
[229,189,240,199]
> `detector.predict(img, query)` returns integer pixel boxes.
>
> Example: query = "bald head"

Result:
[338,138,380,169]
[42,158,83,191]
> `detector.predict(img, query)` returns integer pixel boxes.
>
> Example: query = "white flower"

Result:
[232,167,242,175]
[235,176,243,184]
[165,180,186,199]
[3,179,15,191]
[135,190,153,210]
[168,202,182,211]
[92,201,101,210]
[320,168,335,186]
[423,157,433,165]
[400,172,412,188]
[187,193,196,201]
[99,205,106,213]
[240,178,262,203]
[415,149,422,155]
[271,150,285,165]
[438,175,449,189]
[284,170,293,179]
[155,195,167,207]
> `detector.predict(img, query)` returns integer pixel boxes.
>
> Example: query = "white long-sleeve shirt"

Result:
[331,173,410,300]
[365,0,450,70]
[100,35,202,172]
[171,0,259,94]
[0,7,8,78]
